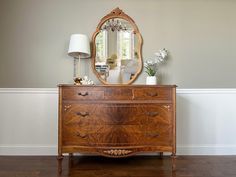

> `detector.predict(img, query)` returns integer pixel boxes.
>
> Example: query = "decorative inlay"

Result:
[163,105,171,111]
[103,149,132,156]
[64,105,71,111]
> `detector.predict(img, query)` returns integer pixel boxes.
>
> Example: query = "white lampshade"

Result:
[68,34,91,58]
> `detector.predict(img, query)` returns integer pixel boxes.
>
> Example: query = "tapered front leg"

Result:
[171,153,176,171]
[69,153,73,170]
[57,155,64,175]
[159,152,163,158]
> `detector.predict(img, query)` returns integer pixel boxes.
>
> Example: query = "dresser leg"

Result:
[171,153,176,171]
[57,155,64,175]
[159,152,163,158]
[69,153,73,170]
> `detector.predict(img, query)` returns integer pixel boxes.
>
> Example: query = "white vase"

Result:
[146,76,157,85]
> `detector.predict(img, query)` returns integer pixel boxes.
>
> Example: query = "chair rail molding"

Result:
[1,88,236,94]
[0,88,58,94]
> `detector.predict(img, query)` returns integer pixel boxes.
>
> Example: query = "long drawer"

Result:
[62,103,172,125]
[62,124,172,146]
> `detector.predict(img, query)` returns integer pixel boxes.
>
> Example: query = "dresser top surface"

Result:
[58,84,177,88]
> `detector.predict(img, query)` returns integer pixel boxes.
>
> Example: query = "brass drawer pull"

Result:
[78,92,89,96]
[76,112,89,117]
[146,92,158,97]
[77,132,87,138]
[146,112,159,117]
[146,133,159,138]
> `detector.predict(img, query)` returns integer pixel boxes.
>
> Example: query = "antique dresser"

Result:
[57,84,176,172]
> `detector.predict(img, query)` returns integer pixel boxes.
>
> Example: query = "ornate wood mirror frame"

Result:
[91,7,143,85]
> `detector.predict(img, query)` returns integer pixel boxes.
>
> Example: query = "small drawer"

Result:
[62,87,104,100]
[133,88,172,100]
[104,88,133,100]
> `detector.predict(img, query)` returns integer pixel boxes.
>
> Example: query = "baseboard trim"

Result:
[177,145,236,155]
[0,145,57,156]
[1,145,236,155]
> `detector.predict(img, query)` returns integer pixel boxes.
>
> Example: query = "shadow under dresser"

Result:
[57,84,177,173]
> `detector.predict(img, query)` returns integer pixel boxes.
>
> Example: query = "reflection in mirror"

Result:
[95,18,139,84]
[92,8,143,85]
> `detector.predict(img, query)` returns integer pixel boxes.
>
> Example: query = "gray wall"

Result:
[0,0,236,88]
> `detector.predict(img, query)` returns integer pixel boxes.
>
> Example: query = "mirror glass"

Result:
[92,8,143,85]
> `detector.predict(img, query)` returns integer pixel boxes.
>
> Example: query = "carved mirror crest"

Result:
[91,8,143,84]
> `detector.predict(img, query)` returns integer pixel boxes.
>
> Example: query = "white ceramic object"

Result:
[146,76,157,85]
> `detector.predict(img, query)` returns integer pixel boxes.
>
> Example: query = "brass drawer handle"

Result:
[78,92,88,96]
[146,112,159,117]
[146,133,159,138]
[77,132,87,138]
[146,92,158,97]
[76,112,89,117]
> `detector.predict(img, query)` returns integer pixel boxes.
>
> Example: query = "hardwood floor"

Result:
[0,156,236,177]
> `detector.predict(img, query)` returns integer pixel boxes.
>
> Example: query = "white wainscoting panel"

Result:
[0,88,58,155]
[177,89,236,155]
[0,88,236,155]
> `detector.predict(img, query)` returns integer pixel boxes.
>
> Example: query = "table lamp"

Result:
[68,34,91,84]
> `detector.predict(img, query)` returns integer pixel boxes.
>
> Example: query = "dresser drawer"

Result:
[62,103,172,126]
[62,87,104,100]
[62,103,146,125]
[104,88,133,100]
[62,123,172,146]
[62,124,146,146]
[133,87,172,100]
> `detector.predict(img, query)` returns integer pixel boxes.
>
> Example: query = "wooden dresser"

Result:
[58,85,176,171]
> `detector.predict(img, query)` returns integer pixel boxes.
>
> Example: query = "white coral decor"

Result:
[81,76,94,85]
